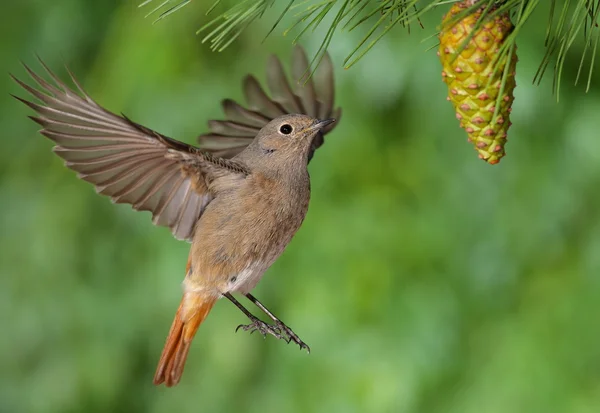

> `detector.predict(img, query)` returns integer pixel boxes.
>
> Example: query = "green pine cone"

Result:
[439,1,517,165]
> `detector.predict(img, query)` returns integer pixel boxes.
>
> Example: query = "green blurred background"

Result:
[2,1,600,412]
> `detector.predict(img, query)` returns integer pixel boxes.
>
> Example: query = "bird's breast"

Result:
[241,172,310,261]
[189,171,310,291]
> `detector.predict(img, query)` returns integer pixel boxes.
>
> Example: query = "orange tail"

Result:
[153,293,217,387]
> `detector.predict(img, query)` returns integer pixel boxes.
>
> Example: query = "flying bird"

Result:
[11,46,341,387]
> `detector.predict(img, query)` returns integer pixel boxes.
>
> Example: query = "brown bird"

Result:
[197,45,341,162]
[11,46,340,387]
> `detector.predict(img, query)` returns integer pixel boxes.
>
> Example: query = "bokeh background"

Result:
[2,1,600,412]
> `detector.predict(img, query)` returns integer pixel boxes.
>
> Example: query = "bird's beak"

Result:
[308,118,336,131]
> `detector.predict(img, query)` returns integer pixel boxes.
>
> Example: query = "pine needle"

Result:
[140,0,191,22]
[139,0,600,93]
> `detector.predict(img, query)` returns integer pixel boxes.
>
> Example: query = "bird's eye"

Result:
[279,124,293,135]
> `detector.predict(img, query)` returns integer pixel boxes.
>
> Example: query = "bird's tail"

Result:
[153,292,217,387]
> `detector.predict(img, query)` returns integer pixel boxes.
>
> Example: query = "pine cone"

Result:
[439,1,517,164]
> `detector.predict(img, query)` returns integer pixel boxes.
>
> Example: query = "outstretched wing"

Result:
[12,59,247,242]
[197,46,342,161]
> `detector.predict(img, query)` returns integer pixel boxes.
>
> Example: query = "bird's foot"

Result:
[275,320,310,353]
[236,316,283,340]
[235,316,310,352]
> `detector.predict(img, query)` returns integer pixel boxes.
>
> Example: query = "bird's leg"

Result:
[244,293,310,353]
[223,293,283,340]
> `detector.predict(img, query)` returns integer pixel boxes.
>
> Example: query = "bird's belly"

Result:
[190,191,308,294]
[227,263,267,294]
[227,208,306,293]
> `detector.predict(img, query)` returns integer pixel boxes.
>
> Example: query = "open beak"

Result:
[308,118,336,132]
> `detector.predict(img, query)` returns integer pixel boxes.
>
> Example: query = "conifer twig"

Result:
[140,0,600,96]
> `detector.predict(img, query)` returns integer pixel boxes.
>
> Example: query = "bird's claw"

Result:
[235,316,311,353]
[235,317,283,340]
[275,320,311,353]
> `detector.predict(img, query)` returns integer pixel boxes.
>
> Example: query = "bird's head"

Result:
[252,114,336,162]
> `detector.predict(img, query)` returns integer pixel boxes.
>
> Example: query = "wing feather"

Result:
[197,45,342,161]
[13,59,248,242]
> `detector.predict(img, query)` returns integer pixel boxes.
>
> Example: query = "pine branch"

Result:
[139,0,191,22]
[139,0,600,96]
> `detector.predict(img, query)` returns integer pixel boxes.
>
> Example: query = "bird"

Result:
[197,45,341,162]
[11,46,341,387]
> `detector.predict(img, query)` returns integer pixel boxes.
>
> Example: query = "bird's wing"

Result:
[12,59,248,242]
[197,45,342,160]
